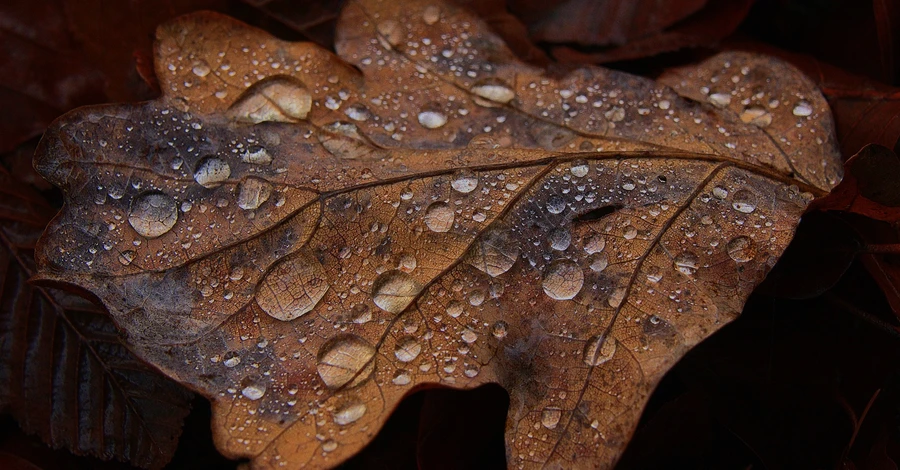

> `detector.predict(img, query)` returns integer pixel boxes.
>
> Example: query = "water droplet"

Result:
[467,229,520,277]
[542,260,584,300]
[394,336,422,362]
[257,251,329,321]
[241,382,266,400]
[623,225,637,240]
[345,103,372,121]
[423,5,441,24]
[241,146,272,164]
[398,253,417,273]
[583,335,616,366]
[372,270,422,313]
[237,177,273,210]
[589,253,608,272]
[584,236,606,254]
[674,252,700,276]
[607,287,626,308]
[708,92,732,107]
[118,250,136,266]
[192,62,211,77]
[418,110,447,129]
[541,407,562,430]
[230,77,311,123]
[193,157,231,188]
[740,106,773,127]
[712,186,728,199]
[570,161,589,178]
[646,266,663,283]
[549,229,571,251]
[446,301,464,318]
[731,190,757,213]
[322,440,338,452]
[461,329,477,344]
[316,335,376,389]
[726,236,755,262]
[792,101,813,117]
[392,370,411,385]
[546,195,566,214]
[376,20,404,48]
[128,192,178,238]
[424,202,455,232]
[471,81,516,104]
[491,321,509,339]
[451,170,478,193]
[223,352,241,368]
[333,400,367,425]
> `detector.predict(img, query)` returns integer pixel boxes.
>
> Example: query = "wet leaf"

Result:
[0,165,193,468]
[32,0,841,467]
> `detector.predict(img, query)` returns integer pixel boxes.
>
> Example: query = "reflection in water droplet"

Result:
[241,382,266,400]
[491,321,509,339]
[316,335,376,389]
[542,260,584,300]
[237,177,273,210]
[731,190,757,213]
[418,110,448,129]
[372,270,422,313]
[541,407,562,430]
[257,250,329,321]
[333,401,367,425]
[128,192,178,238]
[792,101,813,117]
[583,335,616,366]
[451,170,478,193]
[740,106,773,128]
[467,229,520,277]
[394,336,422,362]
[193,157,231,188]
[727,236,755,262]
[424,202,455,232]
[674,252,700,276]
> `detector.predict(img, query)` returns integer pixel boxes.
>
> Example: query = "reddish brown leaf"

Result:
[0,165,193,468]
[31,0,841,467]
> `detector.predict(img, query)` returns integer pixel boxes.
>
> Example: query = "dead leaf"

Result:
[0,165,193,469]
[32,0,841,467]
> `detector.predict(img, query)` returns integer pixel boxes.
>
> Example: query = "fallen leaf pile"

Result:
[28,0,844,467]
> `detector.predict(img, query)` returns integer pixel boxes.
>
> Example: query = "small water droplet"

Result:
[541,407,562,430]
[322,440,338,452]
[471,81,516,104]
[646,266,663,283]
[128,192,178,238]
[192,62,211,77]
[316,335,376,389]
[193,157,231,188]
[583,335,616,366]
[417,110,448,129]
[623,225,637,240]
[394,336,422,362]
[118,250,136,266]
[712,186,728,199]
[392,370,411,385]
[740,106,773,127]
[345,103,372,121]
[446,301,464,318]
[451,170,478,193]
[241,146,272,164]
[241,381,266,400]
[542,260,584,300]
[607,287,626,308]
[570,161,589,178]
[708,92,732,107]
[491,321,509,339]
[731,190,757,213]
[792,101,813,117]
[424,202,455,232]
[237,177,273,210]
[461,329,478,344]
[726,236,755,262]
[333,401,367,425]
[674,252,700,275]
[372,270,422,313]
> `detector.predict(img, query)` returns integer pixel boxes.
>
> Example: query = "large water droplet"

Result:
[584,236,606,254]
[674,252,700,276]
[241,146,272,164]
[237,177,273,210]
[257,250,329,321]
[740,106,773,128]
[316,335,376,389]
[708,92,732,107]
[322,440,338,452]
[549,229,571,251]
[589,253,608,273]
[394,336,422,362]
[345,103,372,121]
[372,270,422,313]
[193,157,231,188]
[546,195,566,214]
[792,101,813,117]
[607,287,626,308]
[230,77,311,123]
[726,236,755,262]
[424,202,455,232]
[623,225,637,240]
[541,407,562,430]
[128,192,178,238]
[192,61,211,77]
[731,190,757,213]
[422,5,441,24]
[583,335,616,366]
[376,20,404,48]
[570,161,589,178]
[451,170,478,193]
[491,321,509,339]
[418,110,448,129]
[333,400,367,425]
[467,229,520,277]
[471,80,516,104]
[542,260,584,300]
[241,381,266,400]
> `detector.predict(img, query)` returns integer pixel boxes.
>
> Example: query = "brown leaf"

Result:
[32,0,841,467]
[0,165,194,468]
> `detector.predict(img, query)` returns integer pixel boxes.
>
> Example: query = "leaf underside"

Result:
[33,0,842,468]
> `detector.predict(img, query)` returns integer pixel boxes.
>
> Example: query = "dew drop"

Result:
[467,229,520,277]
[241,146,272,164]
[223,352,241,368]
[541,407,562,430]
[584,236,606,254]
[607,287,626,308]
[674,252,700,276]
[731,190,757,213]
[424,202,455,232]
[471,81,516,104]
[451,170,478,193]
[333,401,367,425]
[372,270,422,313]
[542,260,584,300]
[230,78,311,123]
[316,335,376,389]
[740,106,773,127]
[583,335,616,366]
[446,301,464,318]
[570,161,589,178]
[237,177,273,210]
[257,251,329,321]
[423,5,441,24]
[392,370,411,385]
[549,229,571,251]
[623,225,637,240]
[394,336,422,362]
[726,236,755,262]
[376,20,404,48]
[491,321,509,339]
[461,329,478,344]
[546,195,566,214]
[589,253,608,273]
[322,440,338,452]
[646,266,663,283]
[345,103,372,121]
[712,186,728,199]
[241,382,266,400]
[792,101,813,117]
[128,192,178,238]
[708,92,732,107]
[118,250,136,266]
[417,110,448,129]
[193,157,231,188]
[192,62,211,77]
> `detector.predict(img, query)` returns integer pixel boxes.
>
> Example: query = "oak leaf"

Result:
[33,0,842,467]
